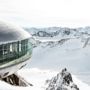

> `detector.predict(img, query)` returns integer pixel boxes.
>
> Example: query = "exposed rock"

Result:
[1,73,33,87]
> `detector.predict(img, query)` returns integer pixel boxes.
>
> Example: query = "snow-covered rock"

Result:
[46,68,79,90]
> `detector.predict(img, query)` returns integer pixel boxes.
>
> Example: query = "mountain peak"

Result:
[46,68,79,90]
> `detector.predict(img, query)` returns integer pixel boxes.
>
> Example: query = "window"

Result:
[12,42,18,53]
[3,44,8,55]
[19,41,21,52]
[10,44,13,52]
[0,38,32,64]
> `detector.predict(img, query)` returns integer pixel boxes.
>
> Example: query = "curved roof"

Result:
[0,21,31,44]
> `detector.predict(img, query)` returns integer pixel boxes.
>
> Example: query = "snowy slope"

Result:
[18,68,90,90]
[25,28,90,69]
[28,38,90,73]
[0,68,90,90]
[25,27,90,85]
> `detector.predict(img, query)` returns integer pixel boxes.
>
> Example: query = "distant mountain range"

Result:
[24,26,90,48]
[24,26,90,38]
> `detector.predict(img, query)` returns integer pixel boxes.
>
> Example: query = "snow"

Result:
[28,38,90,74]
[72,75,90,90]
[0,68,90,90]
[0,27,90,90]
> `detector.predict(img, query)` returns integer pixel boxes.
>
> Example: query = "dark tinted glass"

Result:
[0,38,32,65]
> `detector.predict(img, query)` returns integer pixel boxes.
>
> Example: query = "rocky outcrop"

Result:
[1,73,33,87]
[46,68,79,90]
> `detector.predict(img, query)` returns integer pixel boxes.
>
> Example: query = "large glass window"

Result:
[0,38,32,64]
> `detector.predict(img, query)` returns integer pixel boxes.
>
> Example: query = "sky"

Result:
[0,0,90,27]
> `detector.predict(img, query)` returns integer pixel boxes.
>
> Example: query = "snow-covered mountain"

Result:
[25,26,90,48]
[25,26,90,70]
[25,26,90,39]
[46,68,79,90]
[25,26,90,85]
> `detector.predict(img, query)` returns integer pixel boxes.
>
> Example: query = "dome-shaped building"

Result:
[0,21,33,78]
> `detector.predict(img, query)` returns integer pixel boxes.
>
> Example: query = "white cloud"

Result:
[0,0,90,27]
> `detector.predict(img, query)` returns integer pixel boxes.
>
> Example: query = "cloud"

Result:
[0,0,90,27]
